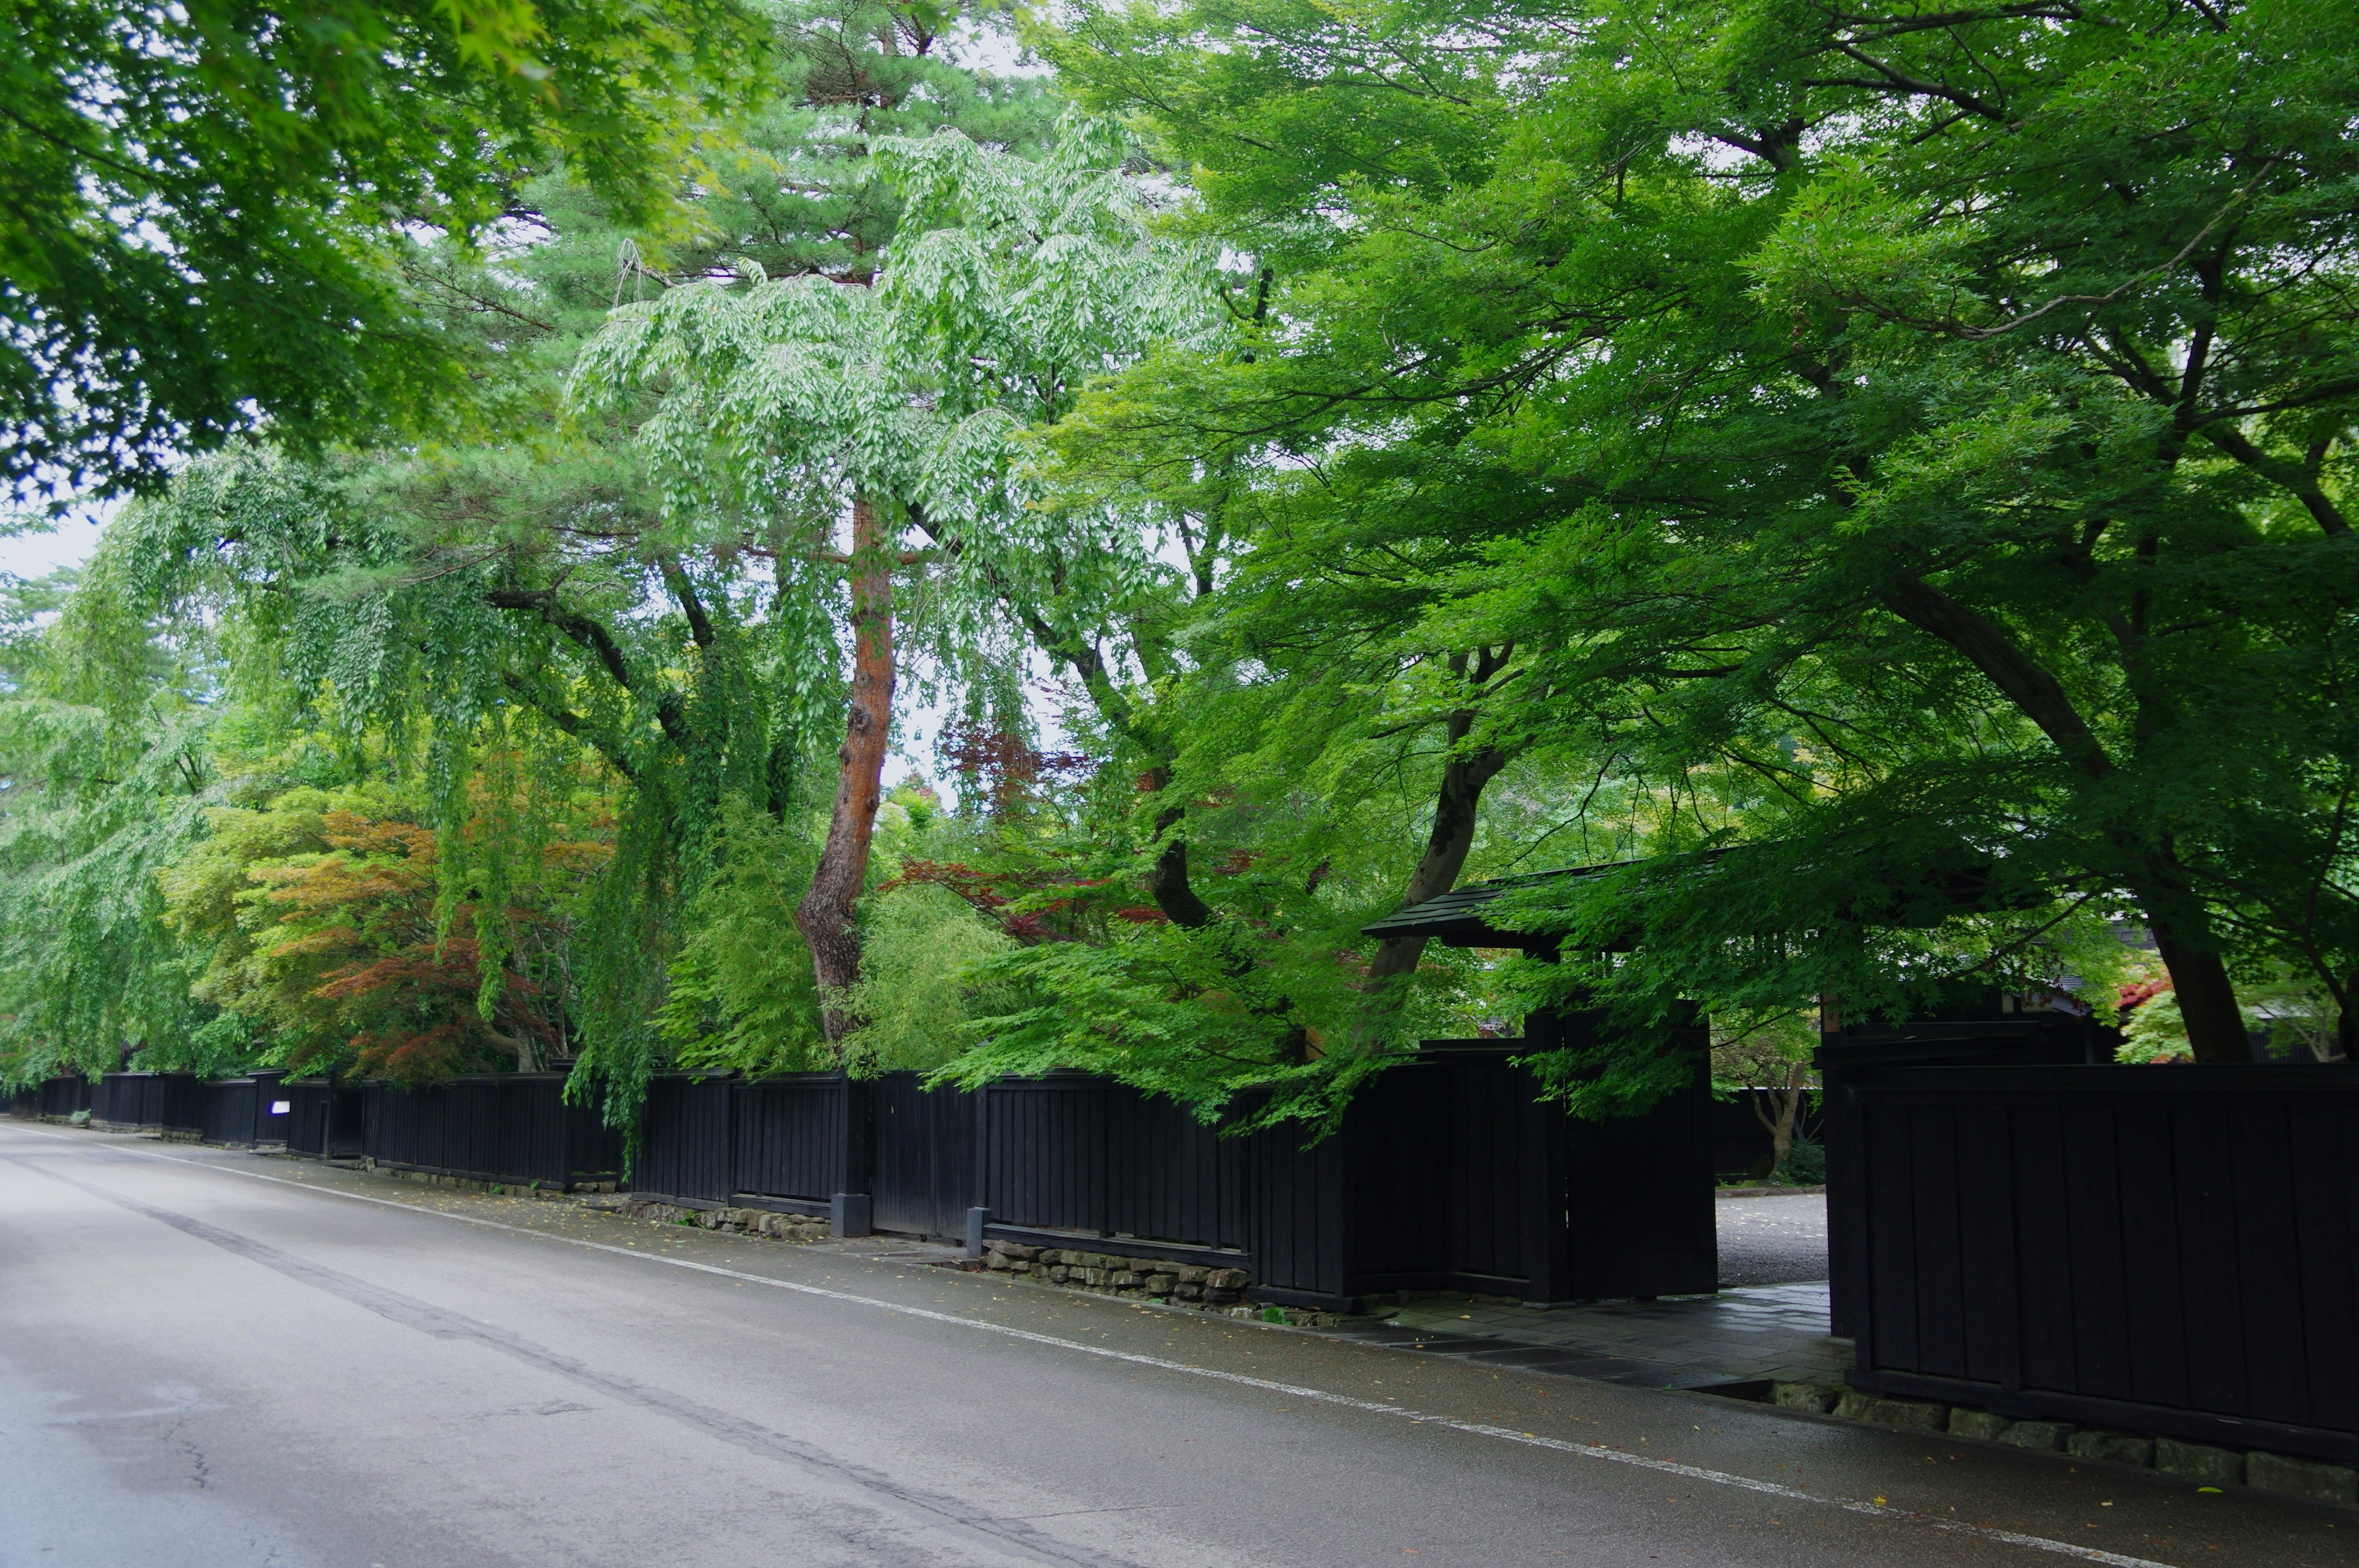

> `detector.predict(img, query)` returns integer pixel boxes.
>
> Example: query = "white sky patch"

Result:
[949,16,1051,79]
[1,501,112,579]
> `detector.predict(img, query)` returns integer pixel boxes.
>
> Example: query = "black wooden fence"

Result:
[1820,1017,2110,1339]
[365,1074,624,1188]
[199,1073,292,1147]
[30,1076,90,1120]
[629,1043,1719,1311]
[9,1045,1718,1309]
[1838,1059,2359,1467]
[9,1069,619,1188]
[91,1071,208,1134]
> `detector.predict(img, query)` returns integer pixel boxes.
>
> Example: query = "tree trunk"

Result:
[487,1026,542,1074]
[1355,692,1512,1048]
[2131,867,2251,1064]
[798,496,896,1044]
[1145,792,1213,929]
[2149,928,2251,1064]
[1750,1061,1805,1177]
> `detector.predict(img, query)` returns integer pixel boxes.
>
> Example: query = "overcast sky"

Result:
[1,507,109,581]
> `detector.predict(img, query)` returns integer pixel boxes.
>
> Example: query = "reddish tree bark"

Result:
[798,496,897,1043]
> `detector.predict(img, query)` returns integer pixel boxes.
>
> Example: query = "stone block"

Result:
[1047,1266,1069,1282]
[2247,1452,2359,1505]
[1995,1422,2075,1451]
[1144,1273,1178,1295]
[988,1242,1041,1263]
[1947,1408,2012,1441]
[1833,1393,1948,1432]
[2066,1431,2155,1467]
[1109,1270,1140,1288]
[2155,1440,2244,1486]
[1770,1383,1839,1414]
[1206,1268,1250,1290]
[984,1252,1015,1271]
[1176,1265,1210,1285]
[1175,1283,1203,1300]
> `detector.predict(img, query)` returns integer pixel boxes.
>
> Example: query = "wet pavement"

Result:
[1315,1190,1845,1391]
[1361,1281,1847,1389]
[5,1123,2352,1566]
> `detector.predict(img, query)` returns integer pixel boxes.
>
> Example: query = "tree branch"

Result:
[485,587,690,749]
[1880,577,2113,777]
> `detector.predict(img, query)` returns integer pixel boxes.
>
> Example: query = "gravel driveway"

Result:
[1716,1190,1828,1286]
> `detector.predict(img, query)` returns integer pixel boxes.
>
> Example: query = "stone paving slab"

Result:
[1265,1195,1846,1394]
[1356,1280,1852,1390]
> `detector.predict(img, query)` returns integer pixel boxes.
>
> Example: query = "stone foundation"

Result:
[365,1164,620,1198]
[620,1198,831,1242]
[1771,1381,2358,1502]
[980,1239,1250,1309]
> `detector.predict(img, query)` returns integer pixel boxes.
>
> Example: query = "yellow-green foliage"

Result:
[2116,993,2196,1066]
[837,882,1016,1073]
[658,798,828,1075]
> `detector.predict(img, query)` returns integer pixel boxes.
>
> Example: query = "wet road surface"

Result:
[1,1123,2347,1568]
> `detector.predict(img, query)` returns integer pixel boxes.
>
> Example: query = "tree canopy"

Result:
[2,0,764,500]
[7,0,2356,1126]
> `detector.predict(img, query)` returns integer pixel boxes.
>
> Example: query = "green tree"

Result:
[0,550,215,1083]
[93,7,1063,1116]
[3,0,764,501]
[570,110,1218,1037]
[1050,0,2359,1081]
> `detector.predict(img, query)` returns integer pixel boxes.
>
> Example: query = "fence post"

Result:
[832,1075,875,1236]
[963,1081,993,1256]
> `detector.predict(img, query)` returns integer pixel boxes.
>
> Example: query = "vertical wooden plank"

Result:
[1490,1063,1526,1281]
[1909,1104,1968,1379]
[2229,1102,2308,1423]
[2011,1099,2076,1392]
[974,1082,992,1218]
[1861,1099,1922,1374]
[2169,1096,2246,1414]
[2288,1104,2357,1431]
[2114,1094,2188,1409]
[1515,1062,1565,1301]
[1954,1098,2019,1387]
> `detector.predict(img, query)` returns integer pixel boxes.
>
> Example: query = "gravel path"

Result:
[1716,1190,1828,1287]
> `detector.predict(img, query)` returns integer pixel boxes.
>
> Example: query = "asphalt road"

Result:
[1,1123,2347,1568]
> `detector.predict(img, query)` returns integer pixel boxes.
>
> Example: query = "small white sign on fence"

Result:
[270,1100,291,1115]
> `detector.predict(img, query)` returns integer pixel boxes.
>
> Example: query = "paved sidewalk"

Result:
[1335,1281,1847,1389]
[1310,1192,1848,1391]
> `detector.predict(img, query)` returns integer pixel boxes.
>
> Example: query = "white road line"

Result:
[7,1128,2178,1568]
